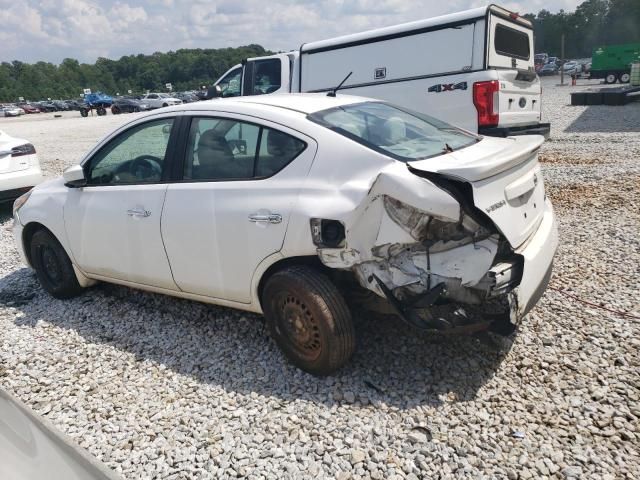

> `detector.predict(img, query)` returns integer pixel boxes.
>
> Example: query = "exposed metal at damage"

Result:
[317,167,528,333]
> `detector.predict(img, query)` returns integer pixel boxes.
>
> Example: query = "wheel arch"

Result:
[21,221,96,287]
[256,255,324,308]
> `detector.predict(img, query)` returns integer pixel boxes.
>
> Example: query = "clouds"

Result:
[1,0,584,64]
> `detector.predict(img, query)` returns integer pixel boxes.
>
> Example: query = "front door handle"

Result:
[127,208,151,218]
[248,213,282,224]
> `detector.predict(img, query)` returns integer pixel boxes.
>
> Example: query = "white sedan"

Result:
[13,94,558,375]
[0,130,43,203]
[140,93,182,109]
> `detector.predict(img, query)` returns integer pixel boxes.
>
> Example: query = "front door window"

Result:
[87,119,173,185]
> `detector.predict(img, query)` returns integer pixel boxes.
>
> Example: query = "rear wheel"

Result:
[262,266,355,375]
[96,107,106,116]
[618,72,630,84]
[80,108,88,117]
[111,106,120,115]
[605,72,617,84]
[30,229,82,299]
[162,103,168,107]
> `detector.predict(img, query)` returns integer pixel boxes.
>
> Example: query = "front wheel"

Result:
[30,229,83,299]
[262,266,355,375]
[604,72,617,84]
[80,108,88,117]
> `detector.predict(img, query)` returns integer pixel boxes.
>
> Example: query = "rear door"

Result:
[161,114,316,303]
[487,12,542,127]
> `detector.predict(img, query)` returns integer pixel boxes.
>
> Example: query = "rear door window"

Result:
[494,24,530,60]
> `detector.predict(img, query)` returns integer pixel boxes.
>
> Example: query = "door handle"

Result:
[248,213,282,224]
[127,208,151,218]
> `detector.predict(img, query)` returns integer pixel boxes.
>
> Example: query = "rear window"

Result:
[494,24,530,60]
[308,102,478,162]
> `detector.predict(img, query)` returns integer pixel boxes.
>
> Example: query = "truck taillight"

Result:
[473,80,499,128]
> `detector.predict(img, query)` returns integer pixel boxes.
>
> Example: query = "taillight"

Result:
[11,143,36,157]
[473,81,499,128]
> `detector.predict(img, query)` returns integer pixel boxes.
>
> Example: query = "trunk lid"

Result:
[495,70,542,127]
[0,133,31,174]
[408,135,546,248]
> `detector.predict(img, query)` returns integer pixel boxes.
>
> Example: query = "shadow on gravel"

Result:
[565,104,640,133]
[1,266,514,410]
[0,203,12,223]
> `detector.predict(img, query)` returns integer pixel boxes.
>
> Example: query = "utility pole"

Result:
[560,33,565,85]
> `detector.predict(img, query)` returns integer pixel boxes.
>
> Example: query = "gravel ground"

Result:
[1,82,639,479]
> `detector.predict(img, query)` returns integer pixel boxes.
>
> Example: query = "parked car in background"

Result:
[1,105,23,117]
[13,94,557,375]
[64,100,83,110]
[35,102,58,112]
[0,129,42,203]
[18,103,41,114]
[52,101,70,111]
[539,63,558,75]
[140,93,182,109]
[111,97,149,114]
[175,92,199,103]
[562,61,582,76]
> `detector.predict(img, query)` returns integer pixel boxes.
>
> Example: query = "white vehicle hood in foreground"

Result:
[0,388,122,480]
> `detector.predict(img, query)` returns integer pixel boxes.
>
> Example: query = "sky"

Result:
[0,0,583,64]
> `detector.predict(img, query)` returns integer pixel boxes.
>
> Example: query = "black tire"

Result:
[30,229,82,299]
[162,103,168,107]
[97,107,106,116]
[604,72,617,84]
[262,266,355,375]
[80,108,88,117]
[111,106,120,115]
[618,72,630,84]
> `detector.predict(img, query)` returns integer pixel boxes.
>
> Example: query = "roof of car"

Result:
[169,93,373,115]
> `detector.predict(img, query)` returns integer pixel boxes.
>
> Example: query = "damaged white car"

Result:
[13,94,558,375]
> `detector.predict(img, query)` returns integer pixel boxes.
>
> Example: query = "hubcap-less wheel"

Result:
[278,294,322,362]
[30,229,83,299]
[39,245,63,285]
[619,73,630,83]
[262,266,355,375]
[605,73,617,84]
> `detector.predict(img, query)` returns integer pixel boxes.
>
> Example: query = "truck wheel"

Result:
[97,107,106,116]
[111,106,120,115]
[604,72,617,84]
[30,229,83,299]
[262,266,355,375]
[618,72,630,84]
[80,108,88,117]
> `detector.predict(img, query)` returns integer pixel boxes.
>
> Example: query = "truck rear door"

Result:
[486,11,542,128]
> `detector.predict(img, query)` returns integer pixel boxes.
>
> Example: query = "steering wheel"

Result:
[115,155,162,181]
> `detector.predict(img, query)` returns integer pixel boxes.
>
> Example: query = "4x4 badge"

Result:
[428,81,467,93]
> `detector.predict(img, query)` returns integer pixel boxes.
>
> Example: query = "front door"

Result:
[64,116,179,290]
[161,114,316,303]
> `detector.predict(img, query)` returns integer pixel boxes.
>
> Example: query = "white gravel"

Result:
[1,85,639,479]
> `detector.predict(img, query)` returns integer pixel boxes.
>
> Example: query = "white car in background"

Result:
[1,105,24,117]
[0,130,43,203]
[12,94,557,375]
[140,93,182,109]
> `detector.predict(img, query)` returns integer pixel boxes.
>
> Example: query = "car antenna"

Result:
[327,72,353,97]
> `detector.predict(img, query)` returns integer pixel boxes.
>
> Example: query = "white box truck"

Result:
[211,4,550,137]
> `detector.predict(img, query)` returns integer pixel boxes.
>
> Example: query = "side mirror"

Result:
[63,164,87,188]
[206,85,222,99]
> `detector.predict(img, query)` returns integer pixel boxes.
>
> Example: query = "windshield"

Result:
[308,102,478,161]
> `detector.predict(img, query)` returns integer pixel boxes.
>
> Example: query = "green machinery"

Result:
[591,43,640,84]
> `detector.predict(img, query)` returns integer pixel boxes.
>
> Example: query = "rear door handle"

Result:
[248,213,282,224]
[127,208,151,218]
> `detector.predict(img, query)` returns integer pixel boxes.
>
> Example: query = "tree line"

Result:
[524,0,639,59]
[1,0,639,102]
[0,45,270,103]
